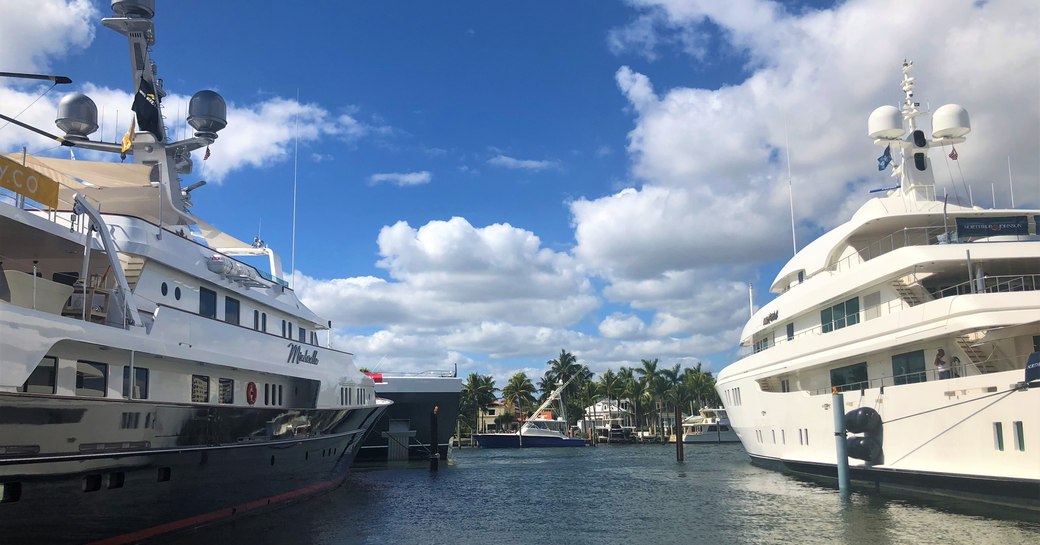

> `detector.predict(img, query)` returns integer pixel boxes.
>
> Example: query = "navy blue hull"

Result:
[473,433,585,448]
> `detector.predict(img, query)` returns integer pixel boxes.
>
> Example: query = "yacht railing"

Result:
[740,273,1040,360]
[808,353,1032,396]
[831,224,1038,274]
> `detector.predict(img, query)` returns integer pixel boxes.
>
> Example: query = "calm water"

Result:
[158,443,1039,545]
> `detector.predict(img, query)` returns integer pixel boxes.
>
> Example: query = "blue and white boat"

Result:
[473,377,585,448]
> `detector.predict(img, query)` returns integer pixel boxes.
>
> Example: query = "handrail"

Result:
[72,194,142,328]
[808,353,1031,395]
[741,272,1040,360]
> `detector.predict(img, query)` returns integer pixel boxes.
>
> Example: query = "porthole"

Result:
[160,282,168,296]
[174,287,181,300]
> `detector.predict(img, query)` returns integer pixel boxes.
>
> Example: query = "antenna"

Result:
[748,282,754,318]
[784,119,796,255]
[290,90,299,289]
[1007,155,1015,208]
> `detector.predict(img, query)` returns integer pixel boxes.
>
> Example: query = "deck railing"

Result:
[740,273,1040,360]
[808,353,1031,396]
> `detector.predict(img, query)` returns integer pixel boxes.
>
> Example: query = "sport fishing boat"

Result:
[355,370,462,463]
[716,61,1040,510]
[681,407,739,444]
[473,376,585,448]
[0,1,389,543]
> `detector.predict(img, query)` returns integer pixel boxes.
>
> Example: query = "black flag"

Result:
[132,77,162,140]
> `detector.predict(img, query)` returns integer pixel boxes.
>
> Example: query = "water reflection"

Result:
[155,444,1039,545]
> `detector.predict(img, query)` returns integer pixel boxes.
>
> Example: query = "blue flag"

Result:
[877,144,892,171]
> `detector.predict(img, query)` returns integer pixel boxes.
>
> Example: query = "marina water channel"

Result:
[155,443,1039,545]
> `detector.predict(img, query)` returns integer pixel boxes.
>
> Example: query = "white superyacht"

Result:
[716,61,1039,510]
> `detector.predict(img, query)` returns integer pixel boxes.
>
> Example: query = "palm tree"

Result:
[667,364,695,461]
[501,372,537,420]
[598,368,622,442]
[660,363,684,440]
[620,367,645,433]
[635,358,662,437]
[462,373,498,434]
[546,350,585,424]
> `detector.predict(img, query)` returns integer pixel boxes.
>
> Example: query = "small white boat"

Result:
[682,408,740,444]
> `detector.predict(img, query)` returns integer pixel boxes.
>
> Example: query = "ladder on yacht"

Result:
[954,334,1000,374]
[891,276,928,307]
[118,254,146,289]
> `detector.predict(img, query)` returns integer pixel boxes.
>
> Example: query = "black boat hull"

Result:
[355,389,460,463]
[0,395,385,544]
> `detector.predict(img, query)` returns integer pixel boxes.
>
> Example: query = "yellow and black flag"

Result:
[132,77,162,140]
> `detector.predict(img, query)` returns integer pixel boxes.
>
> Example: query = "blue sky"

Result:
[2,0,1038,387]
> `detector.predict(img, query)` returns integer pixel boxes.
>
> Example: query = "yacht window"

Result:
[753,336,770,353]
[191,375,210,403]
[281,320,287,337]
[993,422,1004,451]
[174,286,181,300]
[288,322,294,340]
[298,327,306,343]
[121,366,150,399]
[829,362,868,392]
[225,296,240,326]
[262,313,267,332]
[218,378,234,404]
[161,282,168,296]
[781,378,790,393]
[277,384,283,405]
[264,383,270,405]
[891,350,926,385]
[1013,421,1025,451]
[821,297,859,333]
[20,356,57,394]
[76,361,108,397]
[786,323,794,341]
[253,309,259,330]
[199,287,217,319]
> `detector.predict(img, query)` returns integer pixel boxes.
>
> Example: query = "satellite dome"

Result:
[932,103,971,139]
[111,0,154,18]
[55,93,98,140]
[867,105,904,140]
[187,90,227,138]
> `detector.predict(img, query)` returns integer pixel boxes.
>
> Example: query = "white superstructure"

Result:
[716,61,1039,510]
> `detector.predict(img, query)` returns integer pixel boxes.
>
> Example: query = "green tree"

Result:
[546,350,585,424]
[461,373,498,434]
[501,372,537,419]
[619,366,645,432]
[635,358,663,437]
[598,368,623,441]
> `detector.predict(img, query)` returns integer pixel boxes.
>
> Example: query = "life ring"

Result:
[246,382,258,405]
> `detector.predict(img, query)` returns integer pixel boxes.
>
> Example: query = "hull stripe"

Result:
[86,475,346,545]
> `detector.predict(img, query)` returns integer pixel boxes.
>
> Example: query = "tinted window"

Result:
[199,287,217,318]
[21,357,57,394]
[122,366,149,399]
[76,361,108,397]
[191,375,210,403]
[225,297,240,325]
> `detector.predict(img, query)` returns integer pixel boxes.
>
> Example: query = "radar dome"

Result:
[932,104,970,139]
[868,105,904,139]
[187,90,227,138]
[111,0,154,18]
[55,93,98,140]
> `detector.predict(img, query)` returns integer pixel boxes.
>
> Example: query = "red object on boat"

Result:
[365,372,384,383]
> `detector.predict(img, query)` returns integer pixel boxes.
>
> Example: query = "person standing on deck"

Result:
[934,349,951,380]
